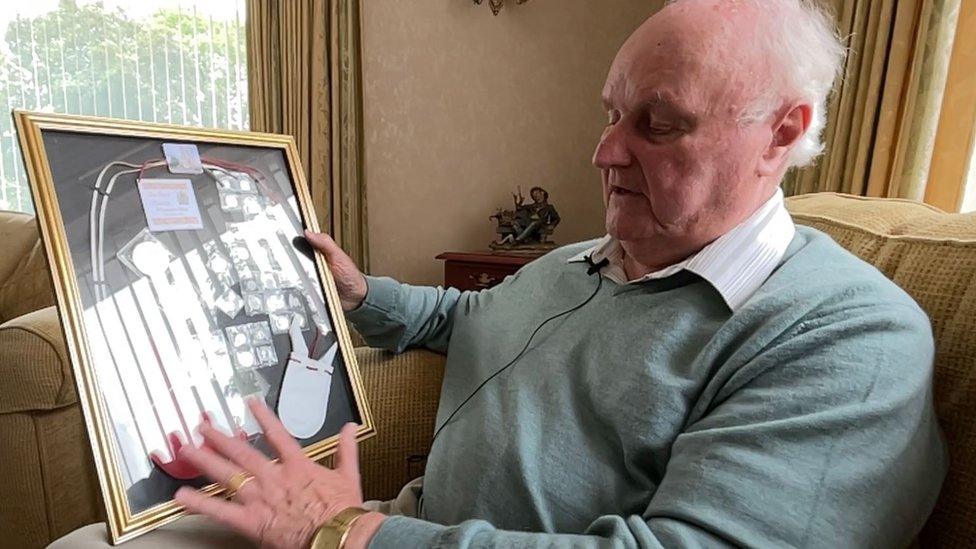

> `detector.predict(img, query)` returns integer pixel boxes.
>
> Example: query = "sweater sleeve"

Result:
[367,302,947,548]
[344,276,463,354]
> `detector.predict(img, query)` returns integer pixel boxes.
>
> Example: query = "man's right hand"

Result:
[304,230,368,311]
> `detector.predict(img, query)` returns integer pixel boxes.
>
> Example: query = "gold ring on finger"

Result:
[225,472,253,498]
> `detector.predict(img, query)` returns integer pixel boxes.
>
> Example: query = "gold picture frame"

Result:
[14,110,375,544]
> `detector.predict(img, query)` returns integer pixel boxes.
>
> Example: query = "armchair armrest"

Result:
[0,306,101,548]
[0,306,76,414]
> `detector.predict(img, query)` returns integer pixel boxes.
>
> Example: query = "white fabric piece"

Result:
[277,316,337,439]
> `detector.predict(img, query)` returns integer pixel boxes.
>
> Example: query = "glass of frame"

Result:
[14,111,374,544]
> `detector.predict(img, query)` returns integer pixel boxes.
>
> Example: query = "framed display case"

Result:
[13,111,374,543]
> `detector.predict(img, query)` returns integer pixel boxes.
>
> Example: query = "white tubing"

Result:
[90,161,145,301]
[90,161,232,301]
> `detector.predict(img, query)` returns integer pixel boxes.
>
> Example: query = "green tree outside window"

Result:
[0,0,248,213]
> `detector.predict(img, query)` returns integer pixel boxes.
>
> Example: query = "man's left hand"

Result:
[174,398,385,549]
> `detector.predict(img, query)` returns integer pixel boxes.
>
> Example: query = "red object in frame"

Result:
[149,414,249,480]
[135,156,284,205]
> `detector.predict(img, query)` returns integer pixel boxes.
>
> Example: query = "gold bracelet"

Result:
[309,507,370,549]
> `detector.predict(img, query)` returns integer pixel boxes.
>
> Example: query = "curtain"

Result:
[866,0,960,201]
[784,0,896,197]
[246,0,369,271]
[924,0,976,211]
[783,0,962,207]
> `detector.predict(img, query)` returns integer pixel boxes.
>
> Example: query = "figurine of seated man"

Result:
[492,186,560,249]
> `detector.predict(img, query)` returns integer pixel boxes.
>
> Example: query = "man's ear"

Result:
[758,103,812,177]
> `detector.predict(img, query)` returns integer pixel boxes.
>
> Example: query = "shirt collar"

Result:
[568,189,795,311]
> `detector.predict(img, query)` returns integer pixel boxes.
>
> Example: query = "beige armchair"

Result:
[2,194,976,547]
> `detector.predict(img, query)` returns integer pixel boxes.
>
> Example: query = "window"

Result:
[0,0,248,213]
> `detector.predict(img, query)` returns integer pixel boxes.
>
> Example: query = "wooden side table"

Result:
[435,252,540,291]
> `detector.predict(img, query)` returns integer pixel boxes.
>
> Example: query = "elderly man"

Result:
[56,0,946,548]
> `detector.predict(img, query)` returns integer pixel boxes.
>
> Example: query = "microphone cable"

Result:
[428,255,610,446]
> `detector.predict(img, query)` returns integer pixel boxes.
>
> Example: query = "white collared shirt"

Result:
[568,189,796,311]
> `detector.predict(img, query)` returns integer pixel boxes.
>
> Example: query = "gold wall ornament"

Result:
[473,0,530,16]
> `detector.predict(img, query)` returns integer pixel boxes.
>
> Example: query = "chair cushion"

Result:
[0,238,54,324]
[0,211,54,323]
[786,192,976,547]
[0,211,37,285]
[354,347,446,501]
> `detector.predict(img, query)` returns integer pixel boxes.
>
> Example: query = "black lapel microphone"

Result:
[584,255,610,276]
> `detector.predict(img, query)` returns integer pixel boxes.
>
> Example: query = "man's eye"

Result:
[648,124,673,135]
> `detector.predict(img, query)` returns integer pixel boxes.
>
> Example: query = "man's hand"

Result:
[174,399,385,549]
[304,230,367,311]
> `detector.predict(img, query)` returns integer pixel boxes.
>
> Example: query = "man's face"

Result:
[530,189,544,203]
[593,4,779,252]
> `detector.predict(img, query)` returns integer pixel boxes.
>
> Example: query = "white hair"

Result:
[668,0,847,169]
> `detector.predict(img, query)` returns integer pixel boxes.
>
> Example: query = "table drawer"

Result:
[444,262,518,291]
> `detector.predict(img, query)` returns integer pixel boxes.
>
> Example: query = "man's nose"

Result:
[592,124,632,170]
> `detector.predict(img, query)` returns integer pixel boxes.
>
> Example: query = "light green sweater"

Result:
[347,227,946,548]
